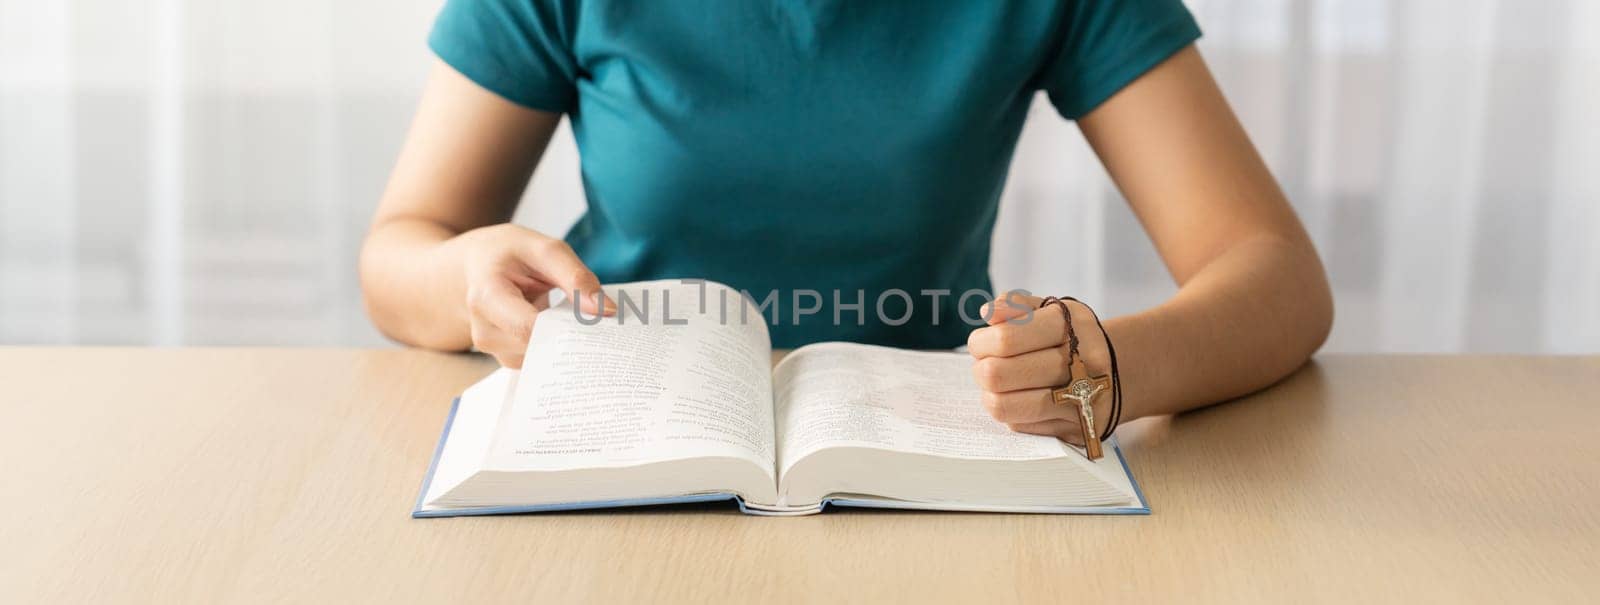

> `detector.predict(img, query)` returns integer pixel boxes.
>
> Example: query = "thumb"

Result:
[570,276,617,318]
[518,238,615,316]
[981,290,1041,326]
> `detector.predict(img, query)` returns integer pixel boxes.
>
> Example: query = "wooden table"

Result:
[1,349,1596,603]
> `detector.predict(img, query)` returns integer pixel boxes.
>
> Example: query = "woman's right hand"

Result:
[457,223,614,368]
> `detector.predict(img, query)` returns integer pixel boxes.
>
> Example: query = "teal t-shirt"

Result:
[429,0,1200,349]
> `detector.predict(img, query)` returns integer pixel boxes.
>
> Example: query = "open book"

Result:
[414,280,1147,517]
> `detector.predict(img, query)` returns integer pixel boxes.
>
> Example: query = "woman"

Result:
[361,0,1333,445]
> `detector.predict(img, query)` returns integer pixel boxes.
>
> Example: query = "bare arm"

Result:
[969,46,1333,437]
[1080,44,1333,416]
[360,61,607,367]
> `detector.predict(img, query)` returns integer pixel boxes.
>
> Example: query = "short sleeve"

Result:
[1040,0,1202,120]
[428,0,579,113]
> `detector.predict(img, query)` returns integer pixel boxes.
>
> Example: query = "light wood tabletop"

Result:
[0,348,1596,603]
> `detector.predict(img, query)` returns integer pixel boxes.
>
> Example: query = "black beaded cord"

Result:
[1037,296,1123,441]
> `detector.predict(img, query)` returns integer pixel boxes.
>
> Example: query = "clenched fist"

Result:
[967,293,1112,446]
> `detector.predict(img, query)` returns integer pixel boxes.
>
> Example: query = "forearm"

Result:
[1106,234,1333,420]
[359,218,474,351]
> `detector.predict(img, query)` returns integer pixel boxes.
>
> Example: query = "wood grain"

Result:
[0,348,1596,603]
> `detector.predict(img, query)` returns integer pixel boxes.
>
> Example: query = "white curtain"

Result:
[2,0,1596,352]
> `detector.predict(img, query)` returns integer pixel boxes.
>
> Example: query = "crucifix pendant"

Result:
[1051,375,1111,460]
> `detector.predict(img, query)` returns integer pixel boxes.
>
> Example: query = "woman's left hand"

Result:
[966,292,1111,445]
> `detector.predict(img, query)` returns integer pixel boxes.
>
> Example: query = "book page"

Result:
[773,342,1071,474]
[484,280,776,476]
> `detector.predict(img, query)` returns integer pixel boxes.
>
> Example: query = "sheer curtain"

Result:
[2,0,1596,352]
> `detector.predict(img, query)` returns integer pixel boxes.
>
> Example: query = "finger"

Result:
[513,236,615,316]
[491,350,525,370]
[469,278,541,342]
[978,291,1044,325]
[967,307,1066,358]
[489,350,528,368]
[470,316,528,369]
[971,346,1071,392]
[509,274,554,307]
[1005,419,1085,446]
[980,388,1069,424]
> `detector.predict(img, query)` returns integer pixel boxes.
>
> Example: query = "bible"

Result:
[414,280,1147,517]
